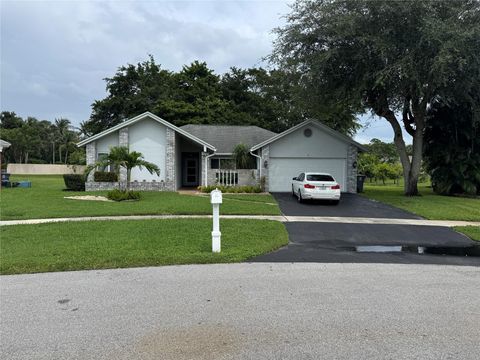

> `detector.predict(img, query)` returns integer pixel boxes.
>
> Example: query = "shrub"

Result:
[63,174,85,191]
[94,171,118,182]
[198,185,262,193]
[107,189,141,201]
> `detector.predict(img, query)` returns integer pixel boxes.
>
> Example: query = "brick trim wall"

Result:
[165,128,176,190]
[86,142,96,182]
[118,127,129,182]
[260,146,270,192]
[86,181,168,191]
[346,144,358,193]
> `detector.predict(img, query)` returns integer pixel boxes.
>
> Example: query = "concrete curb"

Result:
[1,215,479,227]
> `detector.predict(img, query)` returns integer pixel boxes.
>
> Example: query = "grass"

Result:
[0,219,288,275]
[361,182,480,221]
[455,226,480,242]
[0,175,280,220]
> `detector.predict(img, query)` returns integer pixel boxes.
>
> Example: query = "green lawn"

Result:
[0,175,280,220]
[455,226,480,242]
[361,183,480,221]
[0,219,288,274]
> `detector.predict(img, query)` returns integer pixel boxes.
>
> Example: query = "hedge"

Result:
[63,174,85,191]
[198,185,262,193]
[94,171,118,182]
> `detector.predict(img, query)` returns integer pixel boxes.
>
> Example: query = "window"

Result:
[97,153,115,172]
[307,174,335,182]
[210,158,220,169]
[304,128,312,137]
[211,157,257,170]
[297,173,305,181]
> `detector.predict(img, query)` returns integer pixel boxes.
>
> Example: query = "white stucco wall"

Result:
[96,132,119,155]
[269,124,348,158]
[128,118,166,182]
[267,123,349,192]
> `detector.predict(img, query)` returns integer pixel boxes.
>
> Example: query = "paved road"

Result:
[272,192,422,219]
[264,193,480,266]
[1,264,479,360]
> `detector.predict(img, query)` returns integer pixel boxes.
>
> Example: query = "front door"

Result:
[182,153,199,187]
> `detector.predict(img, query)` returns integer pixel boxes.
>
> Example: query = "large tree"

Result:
[271,0,480,195]
[424,99,480,195]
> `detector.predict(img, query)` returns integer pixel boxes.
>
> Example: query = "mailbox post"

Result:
[210,189,222,252]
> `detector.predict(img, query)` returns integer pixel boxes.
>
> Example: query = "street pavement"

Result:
[1,263,479,359]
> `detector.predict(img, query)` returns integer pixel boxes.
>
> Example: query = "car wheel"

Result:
[332,200,340,205]
[292,185,295,196]
[297,190,303,203]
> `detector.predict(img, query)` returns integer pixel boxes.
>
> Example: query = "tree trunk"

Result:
[382,111,422,196]
[405,118,425,196]
[126,168,131,191]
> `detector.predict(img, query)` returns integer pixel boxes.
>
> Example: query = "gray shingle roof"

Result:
[180,124,276,153]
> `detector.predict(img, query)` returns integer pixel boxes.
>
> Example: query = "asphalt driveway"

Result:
[272,192,421,219]
[252,193,480,266]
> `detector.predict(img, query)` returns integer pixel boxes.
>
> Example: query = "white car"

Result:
[292,172,341,204]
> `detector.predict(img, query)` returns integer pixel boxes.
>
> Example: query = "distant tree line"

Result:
[0,112,85,166]
[358,139,408,185]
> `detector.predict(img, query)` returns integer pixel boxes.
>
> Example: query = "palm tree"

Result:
[86,146,160,190]
[232,143,253,169]
[54,118,71,163]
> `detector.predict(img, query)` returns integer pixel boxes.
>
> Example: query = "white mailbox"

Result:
[210,189,223,204]
[210,189,222,252]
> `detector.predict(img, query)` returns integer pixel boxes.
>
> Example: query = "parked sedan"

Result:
[291,172,341,204]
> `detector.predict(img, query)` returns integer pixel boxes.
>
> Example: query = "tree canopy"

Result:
[81,56,360,137]
[1,112,84,165]
[424,99,480,195]
[271,0,480,195]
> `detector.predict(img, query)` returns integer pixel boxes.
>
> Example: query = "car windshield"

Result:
[306,174,334,182]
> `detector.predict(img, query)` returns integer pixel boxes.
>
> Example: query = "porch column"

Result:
[118,128,129,183]
[200,151,208,186]
[86,142,96,182]
[165,128,176,190]
[261,145,269,192]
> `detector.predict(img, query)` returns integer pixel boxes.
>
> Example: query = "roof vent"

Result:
[304,128,312,137]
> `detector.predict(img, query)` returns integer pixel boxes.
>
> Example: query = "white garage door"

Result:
[268,158,346,192]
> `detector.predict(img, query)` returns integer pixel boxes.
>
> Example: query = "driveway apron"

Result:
[251,193,480,266]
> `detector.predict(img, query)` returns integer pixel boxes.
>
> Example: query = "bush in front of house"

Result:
[63,174,85,191]
[198,185,262,193]
[94,171,118,182]
[107,189,141,201]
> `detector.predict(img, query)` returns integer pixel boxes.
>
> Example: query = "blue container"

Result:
[17,181,32,188]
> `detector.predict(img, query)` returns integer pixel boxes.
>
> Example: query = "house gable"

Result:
[77,112,216,151]
[269,122,349,158]
[250,119,367,152]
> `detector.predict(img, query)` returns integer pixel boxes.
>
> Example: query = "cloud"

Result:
[1,0,291,124]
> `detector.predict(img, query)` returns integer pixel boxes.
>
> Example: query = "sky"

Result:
[1,0,400,144]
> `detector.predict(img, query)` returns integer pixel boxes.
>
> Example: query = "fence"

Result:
[215,170,239,186]
[6,164,86,175]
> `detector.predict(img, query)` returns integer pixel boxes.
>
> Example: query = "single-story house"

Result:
[78,112,366,192]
